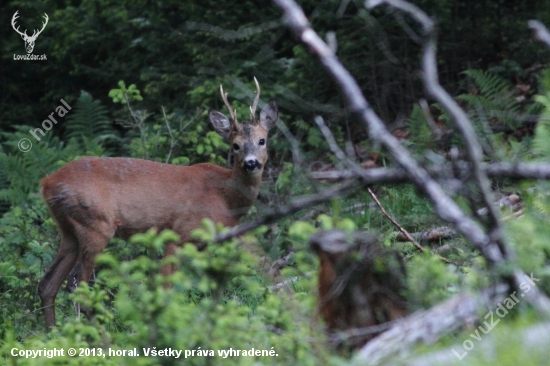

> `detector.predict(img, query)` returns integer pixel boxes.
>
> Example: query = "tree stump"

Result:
[309,230,408,351]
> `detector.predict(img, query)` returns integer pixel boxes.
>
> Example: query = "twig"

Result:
[314,116,432,257]
[368,188,454,264]
[310,162,550,182]
[418,99,441,140]
[367,187,424,252]
[273,0,550,315]
[268,276,299,291]
[214,180,359,243]
[275,0,500,263]
[396,226,457,243]
[367,0,550,316]
[502,209,524,221]
[162,106,176,163]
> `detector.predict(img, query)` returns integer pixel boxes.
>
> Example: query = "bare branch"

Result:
[249,76,261,120]
[406,321,550,365]
[311,162,550,182]
[396,226,457,243]
[368,0,504,246]
[367,188,423,251]
[214,180,359,243]
[355,284,509,364]
[273,0,502,265]
[529,20,550,48]
[162,106,176,164]
[273,0,550,315]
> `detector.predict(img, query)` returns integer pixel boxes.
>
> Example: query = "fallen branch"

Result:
[396,226,457,243]
[367,187,424,252]
[354,284,509,365]
[268,276,299,291]
[405,321,550,365]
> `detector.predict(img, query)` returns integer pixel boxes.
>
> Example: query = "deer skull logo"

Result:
[11,11,49,54]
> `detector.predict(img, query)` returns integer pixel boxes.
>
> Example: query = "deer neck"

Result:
[224,164,263,218]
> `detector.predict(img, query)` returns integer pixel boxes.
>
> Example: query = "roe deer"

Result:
[38,78,278,329]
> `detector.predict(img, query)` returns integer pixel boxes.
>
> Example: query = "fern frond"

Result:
[65,91,119,152]
[462,69,512,100]
[0,126,81,208]
[407,103,433,154]
[460,70,520,130]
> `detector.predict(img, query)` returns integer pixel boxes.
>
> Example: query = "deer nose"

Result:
[244,158,262,172]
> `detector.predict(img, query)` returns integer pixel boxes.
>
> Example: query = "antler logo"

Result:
[11,11,49,54]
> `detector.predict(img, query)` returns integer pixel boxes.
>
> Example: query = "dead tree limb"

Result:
[529,20,550,48]
[273,0,550,315]
[214,180,359,243]
[354,284,509,365]
[366,187,424,252]
[405,321,550,366]
[368,0,550,316]
[274,0,500,262]
[310,162,550,182]
[396,226,457,243]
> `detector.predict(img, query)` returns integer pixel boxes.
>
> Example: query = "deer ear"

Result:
[259,100,278,130]
[209,110,232,139]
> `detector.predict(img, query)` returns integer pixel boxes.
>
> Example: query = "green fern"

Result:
[0,126,81,208]
[462,69,512,100]
[458,69,520,130]
[64,90,119,151]
[407,103,433,154]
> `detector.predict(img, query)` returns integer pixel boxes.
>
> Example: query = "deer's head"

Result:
[209,78,278,175]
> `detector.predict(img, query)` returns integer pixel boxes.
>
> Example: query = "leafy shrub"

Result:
[1,226,334,365]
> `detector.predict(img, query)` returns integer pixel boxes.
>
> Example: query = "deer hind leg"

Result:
[38,228,79,329]
[65,258,82,293]
[73,221,113,295]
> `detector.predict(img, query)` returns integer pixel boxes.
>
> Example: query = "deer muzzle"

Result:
[243,157,262,172]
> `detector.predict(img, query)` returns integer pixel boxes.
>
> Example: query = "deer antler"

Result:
[249,77,261,120]
[220,84,237,123]
[11,11,27,37]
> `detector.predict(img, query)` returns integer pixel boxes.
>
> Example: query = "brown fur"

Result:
[38,88,278,329]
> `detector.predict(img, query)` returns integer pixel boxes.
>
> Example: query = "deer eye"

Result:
[259,139,265,146]
[233,143,240,151]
